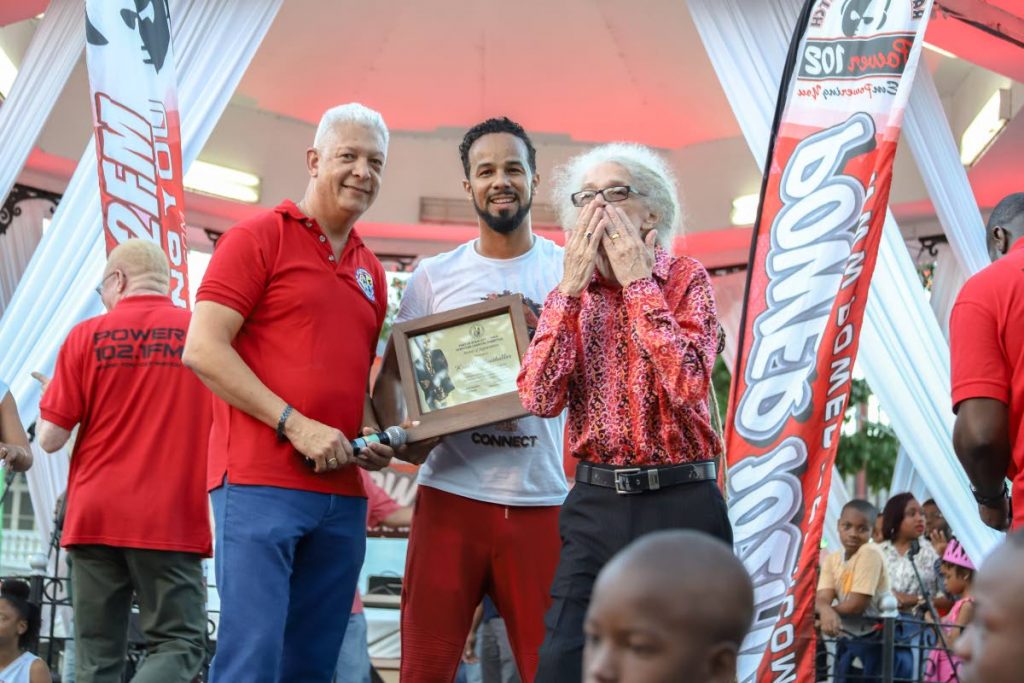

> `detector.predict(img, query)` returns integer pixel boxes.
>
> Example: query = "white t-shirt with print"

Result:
[395,236,568,506]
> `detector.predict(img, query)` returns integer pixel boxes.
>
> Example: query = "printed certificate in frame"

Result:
[391,294,532,441]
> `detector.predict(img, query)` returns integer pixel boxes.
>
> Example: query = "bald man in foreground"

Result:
[582,530,753,683]
[38,239,212,683]
[954,530,1024,683]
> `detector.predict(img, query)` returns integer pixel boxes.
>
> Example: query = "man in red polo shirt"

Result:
[37,239,211,682]
[183,103,399,683]
[951,192,1024,531]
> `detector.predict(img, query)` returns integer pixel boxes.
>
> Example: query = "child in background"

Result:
[583,530,753,683]
[926,539,976,682]
[816,500,891,682]
[872,512,885,544]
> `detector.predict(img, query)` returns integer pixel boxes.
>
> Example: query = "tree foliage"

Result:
[835,378,900,493]
[711,356,731,428]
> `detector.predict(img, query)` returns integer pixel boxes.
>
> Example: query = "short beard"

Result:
[473,194,532,235]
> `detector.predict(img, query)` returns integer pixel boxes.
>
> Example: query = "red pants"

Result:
[400,485,561,682]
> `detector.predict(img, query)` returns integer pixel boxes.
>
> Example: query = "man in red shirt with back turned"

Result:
[183,103,399,683]
[38,239,211,682]
[951,192,1024,531]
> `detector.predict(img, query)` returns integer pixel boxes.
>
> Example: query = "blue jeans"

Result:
[334,612,371,683]
[210,483,367,683]
[835,625,914,683]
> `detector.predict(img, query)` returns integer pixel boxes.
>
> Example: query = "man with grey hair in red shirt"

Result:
[184,103,400,683]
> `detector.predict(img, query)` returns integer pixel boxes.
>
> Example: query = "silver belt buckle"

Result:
[614,467,642,495]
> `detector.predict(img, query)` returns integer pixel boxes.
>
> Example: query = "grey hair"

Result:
[551,143,683,248]
[313,103,390,156]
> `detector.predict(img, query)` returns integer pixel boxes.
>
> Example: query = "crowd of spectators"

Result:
[817,494,982,682]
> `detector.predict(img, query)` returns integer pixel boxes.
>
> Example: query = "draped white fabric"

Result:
[930,243,968,341]
[25,441,72,637]
[823,467,851,554]
[0,0,283,538]
[889,243,966,500]
[0,0,84,210]
[903,69,990,276]
[890,447,930,502]
[0,195,56,312]
[687,0,1000,581]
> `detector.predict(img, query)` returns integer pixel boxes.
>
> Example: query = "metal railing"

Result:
[12,546,218,683]
[816,614,966,682]
[0,528,46,574]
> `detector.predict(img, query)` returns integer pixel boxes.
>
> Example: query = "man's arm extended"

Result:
[183,300,352,473]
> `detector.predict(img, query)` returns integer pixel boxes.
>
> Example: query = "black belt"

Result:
[575,460,717,495]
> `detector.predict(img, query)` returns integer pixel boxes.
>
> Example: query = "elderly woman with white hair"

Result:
[517,143,732,682]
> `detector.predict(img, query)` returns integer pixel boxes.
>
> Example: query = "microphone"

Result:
[352,426,408,455]
[909,538,920,558]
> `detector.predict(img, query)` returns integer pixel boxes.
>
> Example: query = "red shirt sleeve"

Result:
[39,326,88,430]
[360,470,401,527]
[950,294,1009,411]
[196,226,272,318]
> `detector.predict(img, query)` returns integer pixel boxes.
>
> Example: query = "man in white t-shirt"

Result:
[374,117,566,683]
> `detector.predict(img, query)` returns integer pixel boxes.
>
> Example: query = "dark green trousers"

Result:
[69,545,206,683]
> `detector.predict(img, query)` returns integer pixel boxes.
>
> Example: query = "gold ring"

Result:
[328,458,339,466]
[610,233,621,240]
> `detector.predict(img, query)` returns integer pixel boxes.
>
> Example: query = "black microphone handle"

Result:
[907,539,957,675]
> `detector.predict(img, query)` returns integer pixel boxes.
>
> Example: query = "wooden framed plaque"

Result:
[391,294,531,442]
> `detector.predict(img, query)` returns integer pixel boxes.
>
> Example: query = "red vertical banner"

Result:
[85,0,189,307]
[725,2,934,681]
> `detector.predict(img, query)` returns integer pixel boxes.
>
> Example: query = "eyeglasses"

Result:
[570,185,646,208]
[94,271,118,296]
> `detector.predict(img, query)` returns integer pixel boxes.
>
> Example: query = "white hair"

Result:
[313,103,390,155]
[551,143,684,247]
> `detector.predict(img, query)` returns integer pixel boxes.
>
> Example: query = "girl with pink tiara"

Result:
[926,539,976,682]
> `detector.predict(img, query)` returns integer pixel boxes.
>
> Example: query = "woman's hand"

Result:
[558,201,607,297]
[601,206,657,287]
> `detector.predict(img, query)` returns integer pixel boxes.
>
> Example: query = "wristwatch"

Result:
[970,481,1008,508]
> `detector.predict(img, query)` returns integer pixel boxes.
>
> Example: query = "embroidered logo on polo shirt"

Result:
[355,268,375,302]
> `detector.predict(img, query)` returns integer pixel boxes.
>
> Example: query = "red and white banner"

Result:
[85,0,190,307]
[724,1,934,681]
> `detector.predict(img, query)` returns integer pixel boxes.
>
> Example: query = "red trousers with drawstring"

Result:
[400,485,561,682]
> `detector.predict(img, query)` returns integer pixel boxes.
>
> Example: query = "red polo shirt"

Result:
[40,295,213,555]
[197,200,387,496]
[950,238,1024,529]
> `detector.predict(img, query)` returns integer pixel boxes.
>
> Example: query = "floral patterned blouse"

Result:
[516,248,721,466]
[878,539,940,605]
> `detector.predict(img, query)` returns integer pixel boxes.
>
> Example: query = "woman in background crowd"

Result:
[878,492,940,612]
[0,579,51,683]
